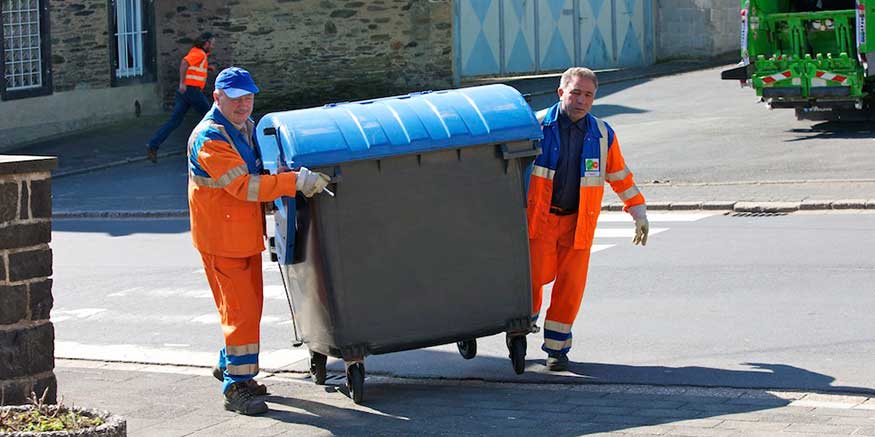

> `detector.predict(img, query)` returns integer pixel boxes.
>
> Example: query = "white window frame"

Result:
[2,0,44,91]
[113,0,147,79]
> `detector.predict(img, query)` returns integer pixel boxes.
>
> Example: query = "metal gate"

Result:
[455,0,653,80]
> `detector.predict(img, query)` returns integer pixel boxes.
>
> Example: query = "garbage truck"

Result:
[721,0,875,120]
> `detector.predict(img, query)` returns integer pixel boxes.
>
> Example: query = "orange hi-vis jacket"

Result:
[188,106,299,257]
[183,47,209,89]
[527,103,644,249]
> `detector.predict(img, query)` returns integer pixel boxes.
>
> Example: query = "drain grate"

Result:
[728,212,788,217]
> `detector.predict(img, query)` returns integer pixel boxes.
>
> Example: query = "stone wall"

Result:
[50,0,111,92]
[154,0,454,112]
[655,0,741,61]
[0,156,57,405]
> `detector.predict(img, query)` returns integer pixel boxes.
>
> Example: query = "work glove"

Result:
[295,167,331,198]
[629,204,649,246]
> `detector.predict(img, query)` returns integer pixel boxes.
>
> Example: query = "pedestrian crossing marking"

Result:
[595,227,668,238]
[597,212,718,223]
[55,341,309,370]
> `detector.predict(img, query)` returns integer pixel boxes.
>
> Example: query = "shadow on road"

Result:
[786,121,875,142]
[53,218,190,236]
[261,348,870,435]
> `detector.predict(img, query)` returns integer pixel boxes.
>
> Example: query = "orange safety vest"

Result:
[183,47,209,89]
[526,104,644,249]
[188,106,298,258]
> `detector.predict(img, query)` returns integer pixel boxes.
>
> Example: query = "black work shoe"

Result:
[146,147,158,163]
[546,353,569,371]
[223,382,268,415]
[212,366,268,396]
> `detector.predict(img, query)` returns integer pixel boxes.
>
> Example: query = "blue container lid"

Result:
[256,84,543,169]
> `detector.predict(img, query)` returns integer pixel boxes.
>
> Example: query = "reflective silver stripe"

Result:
[185,74,206,81]
[544,320,573,334]
[544,337,573,352]
[606,167,630,182]
[580,176,603,187]
[189,165,248,189]
[213,124,238,155]
[216,165,248,187]
[226,343,259,356]
[227,363,259,376]
[247,175,261,201]
[597,119,608,184]
[190,174,223,188]
[532,165,555,180]
[189,66,208,73]
[619,185,642,201]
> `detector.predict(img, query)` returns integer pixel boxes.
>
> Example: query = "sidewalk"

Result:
[56,359,875,436]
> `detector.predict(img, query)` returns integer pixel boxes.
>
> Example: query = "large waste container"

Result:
[256,84,543,403]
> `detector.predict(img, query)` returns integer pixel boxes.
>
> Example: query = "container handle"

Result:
[500,141,541,160]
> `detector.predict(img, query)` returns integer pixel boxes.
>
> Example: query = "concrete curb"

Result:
[53,209,189,219]
[53,149,187,179]
[602,200,875,212]
[51,200,875,219]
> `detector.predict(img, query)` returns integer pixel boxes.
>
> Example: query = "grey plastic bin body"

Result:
[256,85,544,363]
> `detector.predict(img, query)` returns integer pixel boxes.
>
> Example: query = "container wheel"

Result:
[456,339,477,360]
[346,362,365,404]
[508,335,526,375]
[309,351,327,385]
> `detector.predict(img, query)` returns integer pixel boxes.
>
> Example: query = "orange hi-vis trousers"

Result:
[200,252,263,392]
[529,212,592,355]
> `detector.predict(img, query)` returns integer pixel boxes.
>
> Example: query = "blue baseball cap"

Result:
[215,67,259,98]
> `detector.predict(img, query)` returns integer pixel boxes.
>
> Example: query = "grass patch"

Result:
[0,388,105,433]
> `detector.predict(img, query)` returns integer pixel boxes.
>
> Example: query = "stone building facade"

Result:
[0,0,738,150]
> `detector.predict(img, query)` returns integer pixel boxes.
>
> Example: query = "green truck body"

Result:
[722,0,875,120]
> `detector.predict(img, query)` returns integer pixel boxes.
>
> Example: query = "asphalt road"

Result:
[51,211,875,393]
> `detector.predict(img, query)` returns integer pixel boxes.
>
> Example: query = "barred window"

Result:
[110,0,155,85]
[1,0,51,100]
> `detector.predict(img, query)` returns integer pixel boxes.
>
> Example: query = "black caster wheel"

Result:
[457,339,477,360]
[346,362,365,404]
[309,351,327,385]
[508,335,526,375]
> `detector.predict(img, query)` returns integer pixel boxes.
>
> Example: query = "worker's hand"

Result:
[178,83,187,93]
[629,204,649,246]
[633,217,649,246]
[295,167,331,197]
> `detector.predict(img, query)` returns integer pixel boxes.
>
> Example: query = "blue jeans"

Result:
[147,87,211,150]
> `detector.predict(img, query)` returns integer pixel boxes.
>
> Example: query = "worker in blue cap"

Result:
[187,66,330,415]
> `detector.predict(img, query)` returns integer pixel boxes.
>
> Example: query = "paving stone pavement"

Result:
[55,360,875,436]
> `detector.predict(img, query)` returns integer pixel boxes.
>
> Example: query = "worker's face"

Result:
[203,38,215,53]
[214,90,254,126]
[558,75,596,122]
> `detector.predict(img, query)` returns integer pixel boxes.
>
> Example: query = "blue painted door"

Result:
[456,0,653,79]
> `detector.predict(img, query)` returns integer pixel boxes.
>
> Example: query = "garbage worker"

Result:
[527,67,649,371]
[188,66,330,414]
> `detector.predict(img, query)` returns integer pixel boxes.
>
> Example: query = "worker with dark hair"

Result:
[145,32,216,163]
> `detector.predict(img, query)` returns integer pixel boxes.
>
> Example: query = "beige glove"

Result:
[629,204,649,246]
[295,167,331,197]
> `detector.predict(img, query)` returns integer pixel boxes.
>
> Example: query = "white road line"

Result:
[598,212,718,222]
[594,227,668,238]
[590,244,615,254]
[55,341,309,369]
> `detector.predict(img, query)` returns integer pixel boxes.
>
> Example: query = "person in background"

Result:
[146,32,216,163]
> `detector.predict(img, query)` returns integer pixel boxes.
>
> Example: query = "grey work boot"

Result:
[213,366,268,396]
[223,382,268,415]
[546,352,569,371]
